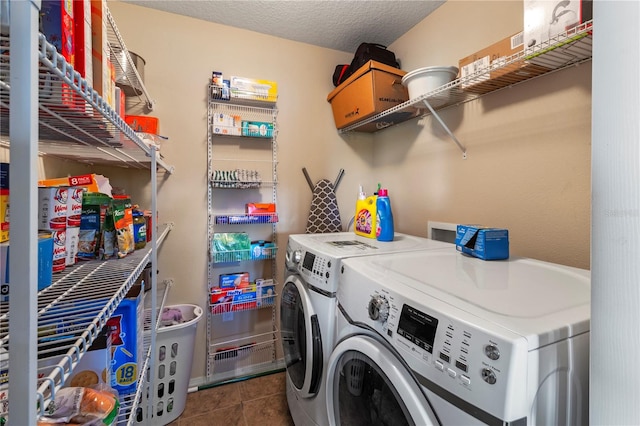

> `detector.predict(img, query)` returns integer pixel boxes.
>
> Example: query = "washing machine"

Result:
[280,232,452,426]
[327,248,590,425]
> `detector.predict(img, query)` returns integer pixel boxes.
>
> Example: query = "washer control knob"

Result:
[481,368,497,385]
[293,250,303,265]
[368,295,389,322]
[484,344,500,360]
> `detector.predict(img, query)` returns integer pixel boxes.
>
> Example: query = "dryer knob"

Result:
[368,295,389,322]
[293,250,303,264]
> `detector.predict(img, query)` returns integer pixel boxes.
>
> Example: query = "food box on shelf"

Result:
[65,325,112,388]
[459,31,549,95]
[39,173,112,196]
[230,76,278,103]
[246,203,276,215]
[210,280,276,314]
[0,232,54,301]
[41,0,75,66]
[455,224,509,260]
[0,163,8,243]
[219,272,249,290]
[91,0,116,109]
[125,115,160,134]
[73,0,93,87]
[109,284,144,395]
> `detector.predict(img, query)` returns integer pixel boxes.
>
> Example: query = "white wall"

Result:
[591,1,640,423]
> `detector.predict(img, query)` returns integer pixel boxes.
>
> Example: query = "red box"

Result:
[246,203,276,215]
[125,115,159,134]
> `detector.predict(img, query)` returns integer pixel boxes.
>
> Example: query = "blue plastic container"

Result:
[375,188,394,242]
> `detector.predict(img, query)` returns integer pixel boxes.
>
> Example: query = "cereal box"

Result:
[109,284,143,395]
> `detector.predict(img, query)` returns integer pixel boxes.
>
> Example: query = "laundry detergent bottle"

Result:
[354,186,377,238]
[376,188,394,241]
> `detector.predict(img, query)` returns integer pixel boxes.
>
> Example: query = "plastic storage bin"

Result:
[134,304,203,425]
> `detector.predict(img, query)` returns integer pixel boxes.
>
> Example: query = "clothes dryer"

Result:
[280,232,451,426]
[327,248,590,425]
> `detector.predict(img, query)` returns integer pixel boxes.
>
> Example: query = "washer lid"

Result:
[288,232,451,259]
[356,248,590,319]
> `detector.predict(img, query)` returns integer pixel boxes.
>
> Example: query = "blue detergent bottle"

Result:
[376,188,394,241]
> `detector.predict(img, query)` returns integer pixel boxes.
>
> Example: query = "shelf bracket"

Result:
[422,100,467,159]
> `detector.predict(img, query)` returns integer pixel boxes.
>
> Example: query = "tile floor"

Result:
[168,371,294,426]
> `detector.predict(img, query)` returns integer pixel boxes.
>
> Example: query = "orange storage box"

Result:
[327,60,419,132]
[125,115,159,134]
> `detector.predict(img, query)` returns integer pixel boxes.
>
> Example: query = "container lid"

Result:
[378,188,388,196]
[401,66,459,85]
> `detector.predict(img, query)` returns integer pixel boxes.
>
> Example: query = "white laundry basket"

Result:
[133,304,202,425]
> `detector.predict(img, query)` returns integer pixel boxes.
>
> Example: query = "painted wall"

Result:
[18,0,590,384]
[378,0,591,268]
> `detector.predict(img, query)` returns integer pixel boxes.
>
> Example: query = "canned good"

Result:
[133,211,146,250]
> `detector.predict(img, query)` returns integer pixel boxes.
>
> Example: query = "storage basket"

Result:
[133,304,203,425]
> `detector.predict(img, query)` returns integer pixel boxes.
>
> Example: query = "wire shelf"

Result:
[0,223,172,418]
[210,287,277,315]
[209,85,278,107]
[211,246,278,264]
[339,20,594,134]
[208,331,279,382]
[0,34,173,173]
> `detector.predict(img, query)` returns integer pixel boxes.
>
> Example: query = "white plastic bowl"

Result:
[401,66,459,107]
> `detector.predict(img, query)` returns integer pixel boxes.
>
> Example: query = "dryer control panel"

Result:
[340,278,530,420]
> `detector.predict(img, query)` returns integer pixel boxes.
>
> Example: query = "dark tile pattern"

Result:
[170,371,293,426]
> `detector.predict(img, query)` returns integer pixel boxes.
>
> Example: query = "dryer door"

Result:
[326,334,439,426]
[280,275,323,398]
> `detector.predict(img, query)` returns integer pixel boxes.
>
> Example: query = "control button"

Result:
[481,368,497,385]
[447,368,457,378]
[368,295,389,322]
[484,344,500,360]
[327,261,332,268]
[435,360,444,371]
[461,375,471,386]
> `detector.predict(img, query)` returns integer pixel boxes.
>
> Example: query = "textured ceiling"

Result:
[121,0,445,53]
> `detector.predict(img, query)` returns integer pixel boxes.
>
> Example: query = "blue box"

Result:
[219,272,249,289]
[455,225,509,260]
[0,234,54,301]
[109,284,143,395]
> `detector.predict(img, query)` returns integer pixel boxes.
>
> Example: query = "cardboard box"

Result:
[109,284,144,395]
[0,163,8,243]
[39,173,111,195]
[212,113,241,136]
[455,225,509,260]
[459,32,550,95]
[0,233,54,301]
[91,0,115,109]
[230,76,278,103]
[246,203,276,215]
[327,60,419,132]
[125,115,159,134]
[219,272,250,289]
[73,0,93,87]
[41,0,75,67]
[524,0,592,52]
[65,325,111,387]
[241,121,274,138]
[210,282,276,313]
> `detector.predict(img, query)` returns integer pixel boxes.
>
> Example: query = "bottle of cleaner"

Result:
[354,185,377,238]
[376,188,394,242]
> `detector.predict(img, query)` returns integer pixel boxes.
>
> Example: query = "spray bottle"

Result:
[354,185,377,238]
[376,186,394,242]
